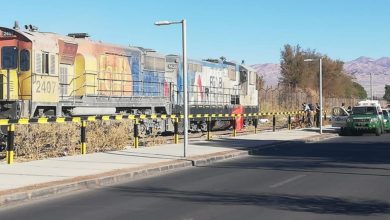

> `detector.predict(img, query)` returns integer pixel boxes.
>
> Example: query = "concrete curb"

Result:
[0,132,338,207]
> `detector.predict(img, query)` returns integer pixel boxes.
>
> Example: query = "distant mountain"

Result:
[252,57,390,97]
[343,57,390,97]
[252,63,280,87]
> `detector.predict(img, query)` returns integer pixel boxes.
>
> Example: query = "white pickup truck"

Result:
[331,107,349,128]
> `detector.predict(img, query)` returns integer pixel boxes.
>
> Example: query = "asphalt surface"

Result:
[2,134,390,220]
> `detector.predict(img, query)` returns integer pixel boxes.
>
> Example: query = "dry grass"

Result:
[86,120,133,153]
[15,123,79,161]
[13,120,137,162]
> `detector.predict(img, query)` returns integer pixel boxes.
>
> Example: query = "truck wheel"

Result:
[376,127,381,136]
[344,128,352,136]
[338,128,344,136]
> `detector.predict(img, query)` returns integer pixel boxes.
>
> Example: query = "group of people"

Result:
[302,102,321,128]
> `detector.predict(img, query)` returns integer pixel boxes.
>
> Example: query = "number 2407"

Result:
[35,80,56,94]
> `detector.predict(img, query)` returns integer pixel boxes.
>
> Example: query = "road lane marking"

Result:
[269,174,306,188]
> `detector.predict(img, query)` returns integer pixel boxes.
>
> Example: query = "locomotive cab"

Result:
[238,64,259,114]
[0,27,32,119]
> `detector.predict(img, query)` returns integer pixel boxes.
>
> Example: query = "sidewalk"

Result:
[0,129,337,206]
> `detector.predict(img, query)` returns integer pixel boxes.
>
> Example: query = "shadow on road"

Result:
[111,186,390,215]
[192,135,390,172]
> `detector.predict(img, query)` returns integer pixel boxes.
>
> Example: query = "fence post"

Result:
[174,117,179,144]
[272,114,276,132]
[232,117,237,137]
[6,124,15,164]
[207,117,212,140]
[288,114,292,130]
[134,119,139,148]
[254,116,258,134]
[80,120,87,155]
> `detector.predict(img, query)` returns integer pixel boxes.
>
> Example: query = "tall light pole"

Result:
[155,20,188,157]
[370,72,373,100]
[304,58,323,134]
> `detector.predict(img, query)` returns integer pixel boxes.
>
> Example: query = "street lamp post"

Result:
[155,19,188,157]
[370,72,373,100]
[304,58,323,134]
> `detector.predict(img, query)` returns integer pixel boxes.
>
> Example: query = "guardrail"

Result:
[2,111,304,164]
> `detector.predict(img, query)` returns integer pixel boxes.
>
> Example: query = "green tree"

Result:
[279,44,363,99]
[383,85,390,101]
[280,44,304,87]
[352,82,367,99]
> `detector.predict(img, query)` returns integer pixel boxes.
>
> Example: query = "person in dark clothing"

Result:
[306,103,313,127]
[315,103,321,127]
[347,106,352,114]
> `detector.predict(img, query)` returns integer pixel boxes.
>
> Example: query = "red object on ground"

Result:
[232,105,244,130]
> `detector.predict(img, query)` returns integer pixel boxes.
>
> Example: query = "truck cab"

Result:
[345,100,384,136]
[331,106,349,133]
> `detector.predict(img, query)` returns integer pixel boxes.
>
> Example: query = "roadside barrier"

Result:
[134,119,140,148]
[272,115,276,132]
[253,117,258,134]
[6,124,15,164]
[2,111,304,164]
[207,117,212,140]
[80,121,87,155]
[174,118,179,144]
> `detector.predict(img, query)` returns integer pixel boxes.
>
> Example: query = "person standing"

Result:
[341,102,346,110]
[315,103,321,127]
[307,103,313,127]
[347,106,352,114]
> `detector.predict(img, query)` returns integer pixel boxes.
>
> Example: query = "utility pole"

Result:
[370,72,373,100]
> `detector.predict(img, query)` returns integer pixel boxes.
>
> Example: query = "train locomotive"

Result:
[0,24,258,132]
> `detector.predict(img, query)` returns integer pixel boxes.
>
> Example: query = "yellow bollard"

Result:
[254,116,258,134]
[6,124,15,164]
[174,117,179,144]
[134,119,139,148]
[272,115,276,132]
[233,117,237,137]
[80,120,87,155]
[207,117,212,140]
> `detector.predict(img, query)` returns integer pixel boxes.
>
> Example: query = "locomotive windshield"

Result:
[20,49,30,71]
[1,46,18,69]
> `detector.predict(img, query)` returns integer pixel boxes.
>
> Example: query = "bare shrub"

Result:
[12,119,135,162]
[14,123,79,161]
[86,120,133,153]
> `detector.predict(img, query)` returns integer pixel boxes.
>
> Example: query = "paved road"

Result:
[2,134,390,220]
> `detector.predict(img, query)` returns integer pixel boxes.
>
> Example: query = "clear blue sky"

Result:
[1,0,389,64]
